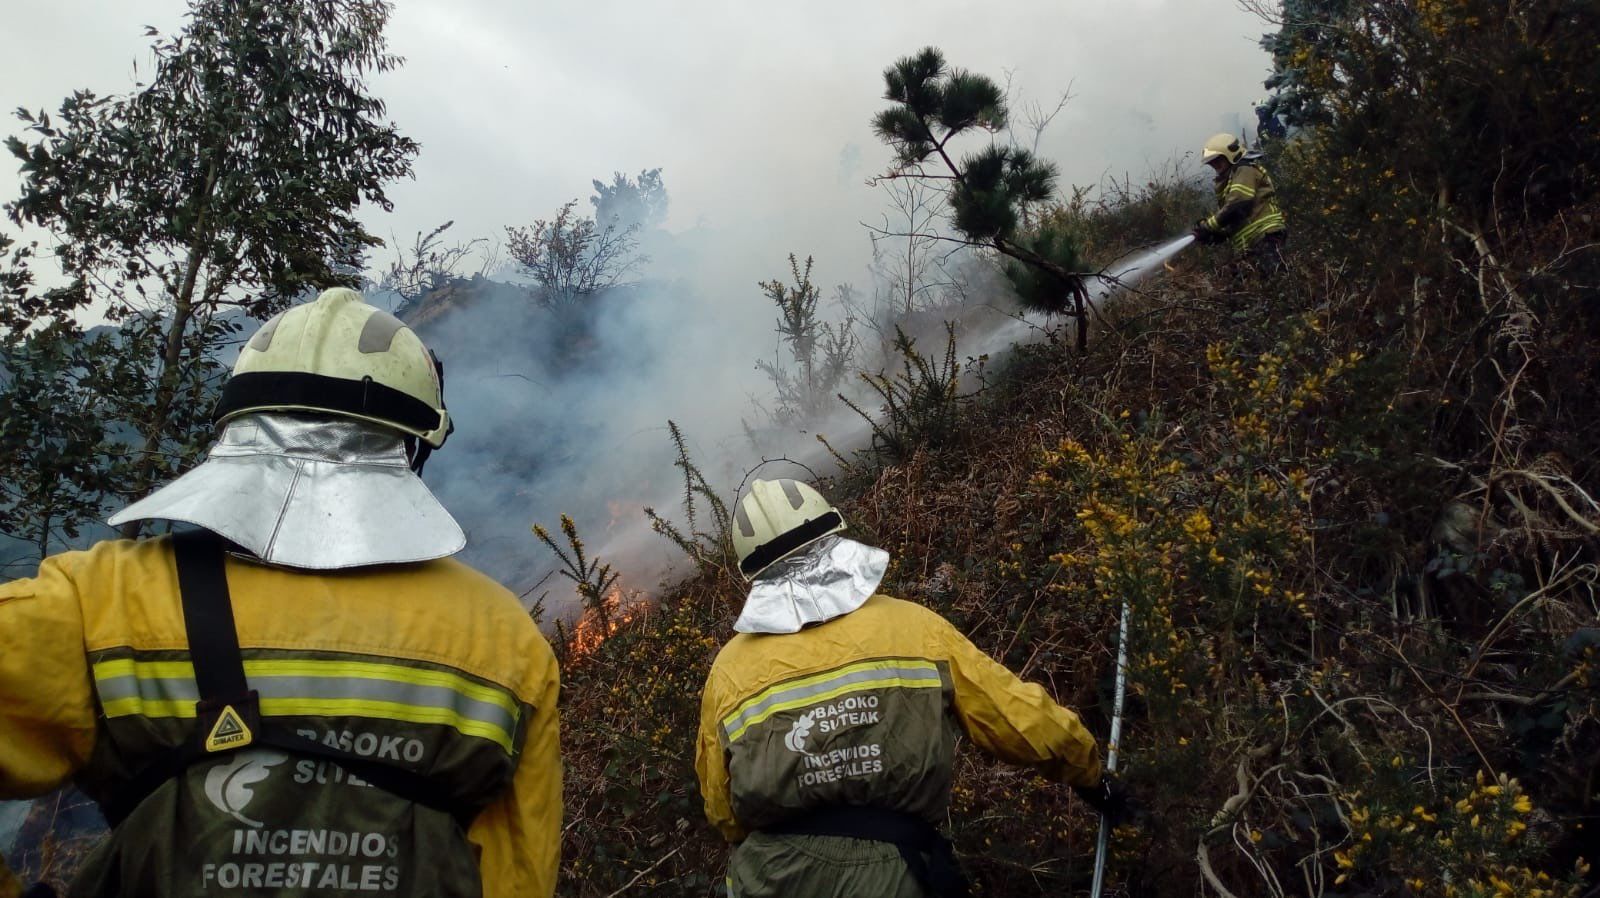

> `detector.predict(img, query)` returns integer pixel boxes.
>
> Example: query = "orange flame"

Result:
[565,583,646,661]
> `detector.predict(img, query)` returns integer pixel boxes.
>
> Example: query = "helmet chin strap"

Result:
[406,436,434,474]
[409,350,451,475]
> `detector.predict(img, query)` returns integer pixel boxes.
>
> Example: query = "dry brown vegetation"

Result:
[555,225,1598,896]
[541,6,1600,894]
[553,148,1600,898]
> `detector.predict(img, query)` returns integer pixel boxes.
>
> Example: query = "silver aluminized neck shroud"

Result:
[109,412,465,569]
[734,535,889,634]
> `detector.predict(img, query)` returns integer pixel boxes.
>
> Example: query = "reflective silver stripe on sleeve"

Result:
[722,661,943,742]
[251,675,519,738]
[91,657,523,751]
[93,673,198,705]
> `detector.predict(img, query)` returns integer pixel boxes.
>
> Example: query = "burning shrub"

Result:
[557,584,731,896]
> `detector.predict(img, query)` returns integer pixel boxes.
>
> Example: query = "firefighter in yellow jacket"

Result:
[0,288,560,897]
[695,479,1120,897]
[1192,132,1289,278]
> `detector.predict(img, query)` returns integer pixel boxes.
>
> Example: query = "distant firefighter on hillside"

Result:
[1192,132,1289,280]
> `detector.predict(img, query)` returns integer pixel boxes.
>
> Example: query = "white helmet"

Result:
[1201,132,1245,166]
[733,479,847,580]
[214,287,452,452]
[109,287,466,569]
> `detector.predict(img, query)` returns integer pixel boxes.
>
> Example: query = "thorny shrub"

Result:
[1050,164,1214,266]
[830,322,974,466]
[1332,769,1588,897]
[559,596,727,896]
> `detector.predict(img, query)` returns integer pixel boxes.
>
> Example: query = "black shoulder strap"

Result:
[102,531,478,829]
[171,530,250,701]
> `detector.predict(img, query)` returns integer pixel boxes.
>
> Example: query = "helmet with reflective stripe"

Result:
[214,287,452,448]
[1201,132,1245,166]
[733,478,847,581]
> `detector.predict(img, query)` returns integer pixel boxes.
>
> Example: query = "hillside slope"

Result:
[551,185,1600,896]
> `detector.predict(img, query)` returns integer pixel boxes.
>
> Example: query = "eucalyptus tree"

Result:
[4,0,418,535]
[0,322,136,565]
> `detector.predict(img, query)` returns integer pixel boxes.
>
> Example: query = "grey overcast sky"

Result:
[0,0,1274,285]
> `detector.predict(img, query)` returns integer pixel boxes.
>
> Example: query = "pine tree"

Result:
[871,47,1090,346]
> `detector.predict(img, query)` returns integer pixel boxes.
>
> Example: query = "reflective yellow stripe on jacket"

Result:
[1204,162,1287,250]
[92,653,522,752]
[1,536,562,898]
[720,658,942,743]
[696,595,1103,845]
[1234,208,1287,250]
[1222,182,1256,201]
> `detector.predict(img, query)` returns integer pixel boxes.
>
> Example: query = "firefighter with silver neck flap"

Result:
[695,479,1124,897]
[0,288,560,898]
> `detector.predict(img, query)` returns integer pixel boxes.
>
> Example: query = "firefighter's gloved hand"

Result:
[1075,776,1138,825]
[1192,220,1222,245]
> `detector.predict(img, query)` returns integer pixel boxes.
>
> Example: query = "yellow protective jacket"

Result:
[1201,160,1288,251]
[695,594,1101,843]
[0,537,560,898]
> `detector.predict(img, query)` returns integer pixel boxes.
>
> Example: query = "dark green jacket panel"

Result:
[723,658,957,831]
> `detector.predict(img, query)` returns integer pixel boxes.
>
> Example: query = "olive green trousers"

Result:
[727,832,924,898]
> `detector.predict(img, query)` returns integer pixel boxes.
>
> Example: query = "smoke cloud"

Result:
[0,1,1274,618]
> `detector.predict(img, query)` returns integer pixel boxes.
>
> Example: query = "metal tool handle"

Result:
[1089,600,1130,898]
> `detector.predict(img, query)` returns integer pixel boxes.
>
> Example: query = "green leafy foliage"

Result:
[1262,0,1600,230]
[1001,218,1086,315]
[950,146,1053,241]
[2,0,419,535]
[0,324,129,564]
[7,0,417,315]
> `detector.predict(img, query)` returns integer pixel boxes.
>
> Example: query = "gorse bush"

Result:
[1264,0,1600,272]
[752,254,857,429]
[558,592,726,896]
[644,421,738,580]
[1334,770,1588,897]
[834,322,971,465]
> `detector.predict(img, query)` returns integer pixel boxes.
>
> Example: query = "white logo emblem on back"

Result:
[203,749,289,827]
[783,711,816,755]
